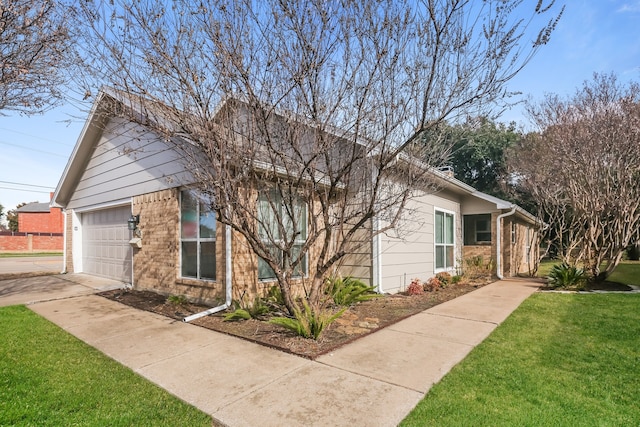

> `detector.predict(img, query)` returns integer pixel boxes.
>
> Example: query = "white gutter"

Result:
[496,206,517,280]
[183,224,233,322]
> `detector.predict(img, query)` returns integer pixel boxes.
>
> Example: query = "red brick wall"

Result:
[0,232,63,252]
[18,208,64,233]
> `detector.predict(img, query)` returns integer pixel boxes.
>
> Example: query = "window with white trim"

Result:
[257,189,308,281]
[180,189,216,280]
[435,210,455,270]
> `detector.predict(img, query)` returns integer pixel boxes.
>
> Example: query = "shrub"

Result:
[435,272,452,287]
[423,277,442,292]
[451,275,462,284]
[325,275,380,306]
[406,278,424,295]
[547,263,587,290]
[224,296,271,321]
[167,295,188,305]
[270,300,346,340]
[463,255,494,279]
[266,285,284,305]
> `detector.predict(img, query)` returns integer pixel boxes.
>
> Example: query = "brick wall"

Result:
[505,218,538,276]
[132,189,226,305]
[127,188,328,306]
[18,208,64,233]
[0,232,63,252]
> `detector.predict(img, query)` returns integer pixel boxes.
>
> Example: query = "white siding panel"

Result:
[68,117,191,210]
[380,192,461,294]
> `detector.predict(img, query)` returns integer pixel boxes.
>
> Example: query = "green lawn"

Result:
[401,293,640,426]
[0,305,211,426]
[0,252,62,258]
[538,260,640,286]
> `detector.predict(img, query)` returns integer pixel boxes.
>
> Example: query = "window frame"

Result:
[257,189,308,282]
[179,189,217,281]
[475,215,492,243]
[434,208,456,272]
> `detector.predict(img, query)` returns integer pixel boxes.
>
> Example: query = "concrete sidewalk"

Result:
[25,278,539,426]
[0,273,123,307]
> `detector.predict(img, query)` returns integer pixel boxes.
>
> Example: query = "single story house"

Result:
[52,89,538,307]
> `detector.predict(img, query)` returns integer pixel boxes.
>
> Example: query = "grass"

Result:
[538,259,640,286]
[401,293,640,426]
[0,252,62,258]
[0,305,211,426]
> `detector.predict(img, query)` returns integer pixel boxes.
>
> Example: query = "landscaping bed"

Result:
[99,278,494,359]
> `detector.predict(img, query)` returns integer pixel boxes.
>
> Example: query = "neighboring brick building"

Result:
[17,193,64,233]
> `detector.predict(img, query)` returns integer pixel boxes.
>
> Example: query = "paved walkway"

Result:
[5,275,540,426]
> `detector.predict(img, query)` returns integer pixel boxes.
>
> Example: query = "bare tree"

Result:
[74,0,562,316]
[0,0,72,114]
[509,73,640,281]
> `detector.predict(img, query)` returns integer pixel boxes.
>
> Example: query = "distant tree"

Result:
[0,0,72,114]
[509,73,640,281]
[6,203,27,232]
[74,0,563,326]
[418,117,521,199]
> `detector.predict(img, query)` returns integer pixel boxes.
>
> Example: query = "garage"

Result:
[82,206,132,282]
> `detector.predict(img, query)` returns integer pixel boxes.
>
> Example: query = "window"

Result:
[476,216,492,243]
[511,221,516,244]
[463,214,491,245]
[257,189,307,281]
[180,189,216,280]
[435,210,455,270]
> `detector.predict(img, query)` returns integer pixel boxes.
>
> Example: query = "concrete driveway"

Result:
[0,273,124,307]
[0,255,63,275]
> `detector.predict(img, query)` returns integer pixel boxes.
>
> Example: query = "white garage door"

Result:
[82,206,132,282]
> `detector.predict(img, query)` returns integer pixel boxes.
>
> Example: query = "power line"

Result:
[0,186,52,194]
[0,180,55,189]
[0,140,69,158]
[0,127,74,147]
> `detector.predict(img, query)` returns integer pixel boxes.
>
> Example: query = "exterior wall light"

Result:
[127,214,142,239]
[127,214,140,231]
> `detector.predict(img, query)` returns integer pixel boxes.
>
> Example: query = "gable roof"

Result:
[53,87,539,226]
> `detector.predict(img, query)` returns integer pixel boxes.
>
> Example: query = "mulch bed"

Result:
[98,278,496,359]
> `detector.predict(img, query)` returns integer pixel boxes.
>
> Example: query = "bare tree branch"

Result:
[74,0,562,313]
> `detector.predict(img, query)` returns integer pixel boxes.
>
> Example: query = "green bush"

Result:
[547,263,587,290]
[167,295,188,305]
[325,275,380,306]
[270,300,346,340]
[224,296,271,321]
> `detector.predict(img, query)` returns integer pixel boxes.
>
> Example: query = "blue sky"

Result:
[1,0,639,214]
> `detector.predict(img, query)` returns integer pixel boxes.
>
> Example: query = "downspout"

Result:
[372,215,383,294]
[61,210,67,274]
[371,163,383,293]
[183,224,233,322]
[496,206,517,280]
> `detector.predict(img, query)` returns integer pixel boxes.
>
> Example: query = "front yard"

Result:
[401,292,640,426]
[0,305,211,426]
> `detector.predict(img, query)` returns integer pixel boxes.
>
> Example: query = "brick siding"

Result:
[0,232,63,252]
[18,208,64,234]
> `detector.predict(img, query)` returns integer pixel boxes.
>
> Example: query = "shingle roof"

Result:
[16,202,51,213]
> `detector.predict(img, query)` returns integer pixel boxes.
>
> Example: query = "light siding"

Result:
[380,191,462,294]
[67,118,190,210]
